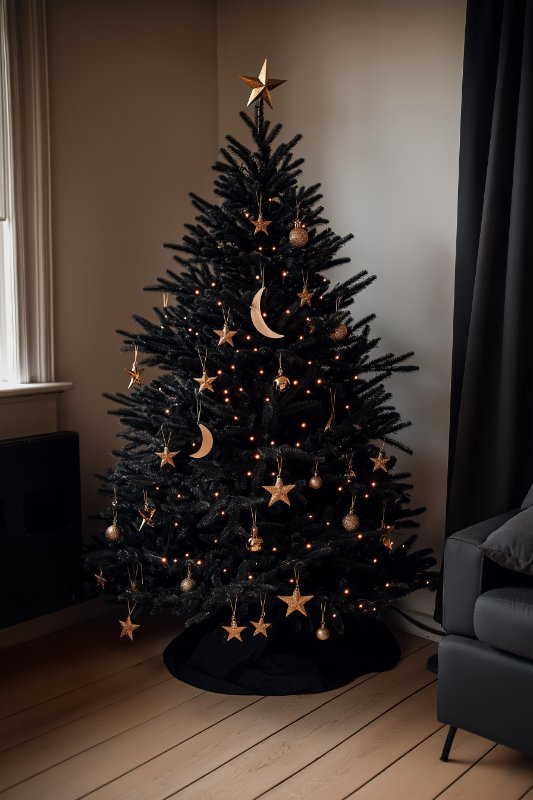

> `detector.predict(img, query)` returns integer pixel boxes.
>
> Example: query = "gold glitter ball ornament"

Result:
[105,522,122,542]
[342,512,360,532]
[330,323,348,342]
[309,473,323,489]
[180,576,196,592]
[289,221,308,248]
[273,369,290,392]
[316,624,330,641]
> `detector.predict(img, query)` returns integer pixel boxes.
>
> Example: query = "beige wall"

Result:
[47,0,218,535]
[45,0,465,623]
[217,0,466,621]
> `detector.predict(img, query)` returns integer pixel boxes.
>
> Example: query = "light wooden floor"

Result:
[1,613,532,800]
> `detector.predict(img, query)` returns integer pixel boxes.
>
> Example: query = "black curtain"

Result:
[434,0,533,624]
[447,0,533,537]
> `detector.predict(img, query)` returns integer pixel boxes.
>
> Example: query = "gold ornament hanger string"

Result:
[277,455,283,479]
[324,388,336,431]
[294,566,300,588]
[256,191,263,217]
[197,345,208,374]
[380,498,388,529]
[320,599,327,627]
[162,291,169,308]
[259,594,267,619]
[230,595,239,621]
[127,599,138,618]
[335,297,341,313]
[251,508,257,527]
[196,395,202,424]
[349,491,356,515]
[112,485,118,524]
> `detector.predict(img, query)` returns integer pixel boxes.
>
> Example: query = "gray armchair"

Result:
[437,509,533,760]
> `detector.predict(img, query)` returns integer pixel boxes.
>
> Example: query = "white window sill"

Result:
[0,381,72,399]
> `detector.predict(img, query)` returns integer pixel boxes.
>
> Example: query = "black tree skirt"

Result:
[163,611,401,695]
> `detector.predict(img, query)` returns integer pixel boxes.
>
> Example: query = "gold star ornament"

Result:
[194,371,218,393]
[250,214,272,235]
[370,451,390,472]
[297,287,314,307]
[240,58,286,109]
[125,365,143,388]
[263,475,296,507]
[119,615,140,641]
[251,616,271,637]
[94,571,106,589]
[156,445,180,468]
[278,586,314,617]
[214,324,238,347]
[222,616,247,642]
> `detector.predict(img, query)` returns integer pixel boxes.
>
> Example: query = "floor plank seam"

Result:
[431,742,498,800]
[0,674,174,755]
[517,783,533,800]
[0,686,209,793]
[155,671,391,800]
[73,696,266,800]
[248,678,437,800]
[339,722,446,800]
[0,651,169,722]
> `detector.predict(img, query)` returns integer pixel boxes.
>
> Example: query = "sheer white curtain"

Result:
[0,0,53,385]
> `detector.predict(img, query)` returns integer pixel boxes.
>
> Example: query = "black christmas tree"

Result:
[88,60,436,692]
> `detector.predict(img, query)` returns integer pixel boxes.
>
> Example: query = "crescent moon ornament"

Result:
[250,287,284,339]
[190,423,214,459]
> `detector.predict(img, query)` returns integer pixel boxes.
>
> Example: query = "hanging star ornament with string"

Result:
[156,444,180,468]
[263,474,296,506]
[125,347,143,388]
[370,449,390,472]
[240,57,286,108]
[277,585,314,617]
[297,286,314,307]
[251,616,271,637]
[119,615,140,641]
[214,324,238,347]
[94,570,106,589]
[194,371,218,393]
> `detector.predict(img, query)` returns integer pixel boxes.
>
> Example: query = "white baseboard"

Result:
[0,598,111,650]
[384,605,444,643]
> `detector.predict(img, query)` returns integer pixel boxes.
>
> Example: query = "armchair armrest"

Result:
[443,509,519,636]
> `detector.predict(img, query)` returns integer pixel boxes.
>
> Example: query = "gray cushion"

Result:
[481,506,533,575]
[521,483,533,510]
[474,586,533,660]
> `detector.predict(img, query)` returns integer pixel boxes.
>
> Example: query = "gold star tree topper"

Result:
[240,58,286,108]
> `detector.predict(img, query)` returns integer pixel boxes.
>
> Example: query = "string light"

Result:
[272,546,277,552]
[161,557,168,564]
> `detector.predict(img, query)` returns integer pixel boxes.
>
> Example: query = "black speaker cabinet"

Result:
[0,431,83,628]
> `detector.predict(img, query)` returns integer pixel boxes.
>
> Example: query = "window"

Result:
[0,0,17,383]
[0,0,53,386]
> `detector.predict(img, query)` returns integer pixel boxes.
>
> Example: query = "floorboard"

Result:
[0,615,529,800]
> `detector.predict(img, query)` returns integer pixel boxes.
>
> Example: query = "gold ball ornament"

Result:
[316,624,330,640]
[273,369,290,392]
[342,512,360,532]
[105,522,122,542]
[309,473,323,489]
[330,323,348,342]
[180,576,196,592]
[289,221,308,248]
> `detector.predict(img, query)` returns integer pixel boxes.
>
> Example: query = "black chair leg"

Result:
[440,725,458,762]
